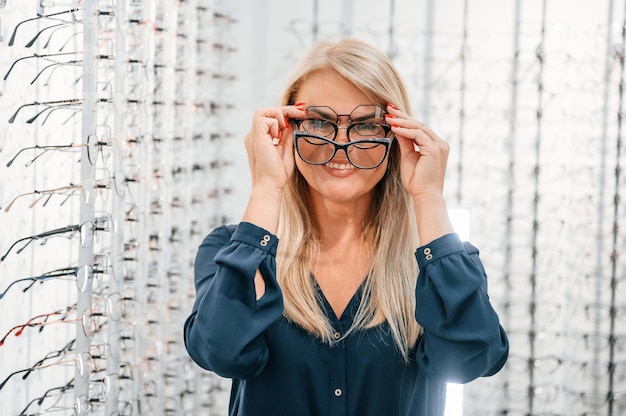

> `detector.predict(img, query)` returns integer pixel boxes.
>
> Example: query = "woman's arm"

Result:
[413,233,509,383]
[183,222,284,380]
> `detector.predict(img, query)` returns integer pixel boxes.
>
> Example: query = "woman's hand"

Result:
[385,104,449,199]
[386,103,454,243]
[244,104,305,192]
[241,104,305,233]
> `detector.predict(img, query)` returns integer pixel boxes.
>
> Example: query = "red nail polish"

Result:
[386,114,397,119]
[391,124,399,128]
[295,102,305,109]
[284,116,289,126]
[387,102,398,110]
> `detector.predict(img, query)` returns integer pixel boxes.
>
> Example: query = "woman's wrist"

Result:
[241,185,283,234]
[412,190,454,245]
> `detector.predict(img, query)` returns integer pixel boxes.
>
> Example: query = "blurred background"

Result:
[0,0,624,415]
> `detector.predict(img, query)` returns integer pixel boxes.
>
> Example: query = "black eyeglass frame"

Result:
[292,130,394,170]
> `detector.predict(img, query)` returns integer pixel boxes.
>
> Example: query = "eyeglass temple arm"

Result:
[4,55,36,80]
[4,51,79,81]
[1,224,81,261]
[27,103,80,124]
[8,8,81,46]
[6,145,41,167]
[0,236,34,262]
[8,102,37,123]
[24,22,66,48]
[0,277,35,299]
[31,60,80,85]
[0,266,79,298]
[0,368,30,390]
[8,98,81,123]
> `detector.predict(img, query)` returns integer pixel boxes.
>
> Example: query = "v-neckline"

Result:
[313,275,365,324]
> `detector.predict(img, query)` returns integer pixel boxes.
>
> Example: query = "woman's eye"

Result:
[353,123,384,135]
[305,119,331,130]
[359,123,378,131]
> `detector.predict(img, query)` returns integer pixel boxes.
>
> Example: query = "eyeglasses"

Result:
[0,216,110,262]
[0,338,76,390]
[5,134,113,168]
[6,142,86,168]
[0,296,122,347]
[291,105,393,169]
[0,349,97,391]
[8,98,82,124]
[8,8,81,47]
[0,263,106,300]
[18,377,75,415]
[3,178,110,212]
[0,305,77,347]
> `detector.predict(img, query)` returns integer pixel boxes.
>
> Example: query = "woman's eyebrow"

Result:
[351,112,382,122]
[306,107,336,119]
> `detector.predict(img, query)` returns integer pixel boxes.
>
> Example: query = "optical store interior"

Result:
[0,0,625,415]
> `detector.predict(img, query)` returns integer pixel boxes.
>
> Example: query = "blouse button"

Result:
[424,247,433,260]
[334,388,342,397]
[333,331,341,340]
[260,234,271,247]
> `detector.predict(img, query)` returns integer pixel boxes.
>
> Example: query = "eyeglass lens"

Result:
[294,133,391,169]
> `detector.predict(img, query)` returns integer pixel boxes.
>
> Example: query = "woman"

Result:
[184,38,508,416]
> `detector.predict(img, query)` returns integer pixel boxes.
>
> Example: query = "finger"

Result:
[386,107,441,142]
[281,103,306,127]
[391,126,433,149]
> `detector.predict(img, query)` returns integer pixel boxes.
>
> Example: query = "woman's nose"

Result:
[335,125,350,143]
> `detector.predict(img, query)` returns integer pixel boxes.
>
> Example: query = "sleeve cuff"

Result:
[230,222,279,256]
[415,233,465,267]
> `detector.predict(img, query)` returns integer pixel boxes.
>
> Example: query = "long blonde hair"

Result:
[277,38,421,362]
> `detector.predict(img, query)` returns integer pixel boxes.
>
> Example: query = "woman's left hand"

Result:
[386,104,450,199]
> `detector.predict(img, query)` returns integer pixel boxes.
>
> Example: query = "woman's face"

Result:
[293,69,390,206]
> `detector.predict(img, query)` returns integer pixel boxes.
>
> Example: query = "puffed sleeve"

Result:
[414,233,509,383]
[183,222,284,379]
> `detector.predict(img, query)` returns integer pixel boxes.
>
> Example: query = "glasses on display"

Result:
[8,8,81,47]
[0,305,77,347]
[4,180,106,212]
[0,1,241,415]
[0,338,76,390]
[4,51,80,81]
[0,349,98,391]
[0,262,106,300]
[5,134,113,168]
[18,377,77,415]
[0,216,110,262]
[0,296,122,348]
[6,142,86,168]
[291,105,393,169]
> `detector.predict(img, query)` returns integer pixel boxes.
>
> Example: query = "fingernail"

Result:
[391,124,399,128]
[387,102,398,110]
[386,114,397,119]
[295,102,305,109]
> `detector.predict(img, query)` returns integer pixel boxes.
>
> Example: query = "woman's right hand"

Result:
[244,104,305,192]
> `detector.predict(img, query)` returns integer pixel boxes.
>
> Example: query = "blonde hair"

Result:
[277,38,421,362]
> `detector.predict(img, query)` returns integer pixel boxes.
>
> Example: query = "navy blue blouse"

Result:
[184,222,508,416]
